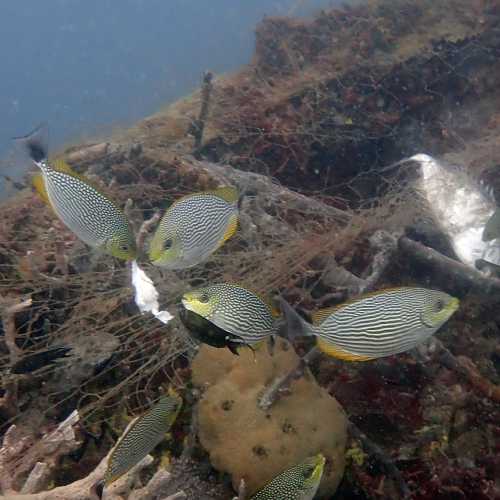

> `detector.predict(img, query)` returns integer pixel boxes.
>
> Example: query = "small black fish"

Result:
[11,346,72,374]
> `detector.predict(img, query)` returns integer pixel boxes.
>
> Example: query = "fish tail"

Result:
[13,122,49,164]
[277,297,315,341]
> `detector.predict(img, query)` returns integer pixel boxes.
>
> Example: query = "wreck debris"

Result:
[189,71,214,154]
[399,236,500,296]
[0,410,81,495]
[0,296,32,418]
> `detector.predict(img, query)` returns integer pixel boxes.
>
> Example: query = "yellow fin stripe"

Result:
[206,185,239,203]
[32,173,51,206]
[312,307,339,325]
[52,158,111,196]
[220,213,238,245]
[51,158,86,180]
[317,337,373,361]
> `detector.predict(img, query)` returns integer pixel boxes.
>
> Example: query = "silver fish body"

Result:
[15,124,136,260]
[149,188,239,269]
[250,454,325,500]
[39,161,134,254]
[105,395,182,485]
[181,283,278,346]
[281,287,459,361]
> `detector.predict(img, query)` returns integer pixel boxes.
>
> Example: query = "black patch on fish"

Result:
[13,123,49,163]
[179,307,244,355]
[11,345,72,374]
[27,141,47,163]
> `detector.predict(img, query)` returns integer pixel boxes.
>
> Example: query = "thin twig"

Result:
[258,348,320,410]
[190,71,214,154]
[0,297,32,364]
[136,211,161,252]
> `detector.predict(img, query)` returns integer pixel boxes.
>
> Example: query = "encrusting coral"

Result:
[191,340,348,498]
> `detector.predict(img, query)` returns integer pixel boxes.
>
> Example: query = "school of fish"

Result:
[16,124,473,498]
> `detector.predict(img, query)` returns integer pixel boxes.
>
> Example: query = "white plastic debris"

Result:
[131,260,174,324]
[413,154,500,268]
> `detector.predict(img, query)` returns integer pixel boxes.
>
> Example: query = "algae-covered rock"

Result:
[192,340,347,498]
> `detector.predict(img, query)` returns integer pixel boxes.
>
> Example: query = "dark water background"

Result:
[0,0,334,199]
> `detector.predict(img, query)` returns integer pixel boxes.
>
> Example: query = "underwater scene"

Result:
[1,1,500,499]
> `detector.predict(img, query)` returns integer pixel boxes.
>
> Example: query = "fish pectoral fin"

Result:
[227,343,240,356]
[316,338,373,361]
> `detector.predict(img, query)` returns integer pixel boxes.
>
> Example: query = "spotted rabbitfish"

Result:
[104,394,182,485]
[149,187,240,269]
[250,454,325,500]
[180,283,280,355]
[281,287,459,361]
[15,124,137,260]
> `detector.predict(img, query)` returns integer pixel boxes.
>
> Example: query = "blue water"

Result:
[0,0,333,198]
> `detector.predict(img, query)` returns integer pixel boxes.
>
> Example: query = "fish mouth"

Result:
[181,298,194,313]
[449,297,460,313]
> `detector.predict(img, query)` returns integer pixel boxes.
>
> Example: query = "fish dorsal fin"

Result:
[205,186,239,204]
[32,158,77,206]
[51,158,117,201]
[316,337,373,361]
[311,287,413,325]
[250,288,281,318]
[51,158,89,182]
[230,283,281,318]
[311,306,341,325]
[32,173,51,205]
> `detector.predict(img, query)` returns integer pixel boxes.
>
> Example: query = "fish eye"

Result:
[199,292,210,303]
[302,465,314,477]
[164,238,173,250]
[120,243,129,251]
[435,299,444,311]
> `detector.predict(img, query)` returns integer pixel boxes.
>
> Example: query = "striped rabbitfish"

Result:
[181,283,279,354]
[149,187,240,269]
[281,288,459,361]
[250,454,325,500]
[16,124,137,261]
[104,394,182,485]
